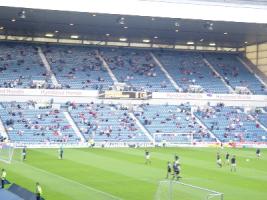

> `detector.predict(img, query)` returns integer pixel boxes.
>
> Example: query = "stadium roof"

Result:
[0,2,267,48]
[1,0,267,23]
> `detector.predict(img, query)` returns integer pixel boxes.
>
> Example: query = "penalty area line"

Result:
[14,160,123,200]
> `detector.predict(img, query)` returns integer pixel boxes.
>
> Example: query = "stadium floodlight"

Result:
[69,23,74,26]
[123,26,128,29]
[117,17,125,25]
[18,10,26,19]
[106,33,110,37]
[154,36,158,39]
[143,39,150,43]
[0,26,4,30]
[209,42,216,46]
[204,22,214,31]
[11,18,16,22]
[70,35,79,39]
[55,30,59,33]
[119,37,127,42]
[224,32,228,35]
[187,41,194,45]
[174,21,180,27]
[45,33,54,37]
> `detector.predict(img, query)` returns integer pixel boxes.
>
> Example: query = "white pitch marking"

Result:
[14,160,123,200]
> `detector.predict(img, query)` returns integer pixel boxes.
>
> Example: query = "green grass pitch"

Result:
[1,147,267,200]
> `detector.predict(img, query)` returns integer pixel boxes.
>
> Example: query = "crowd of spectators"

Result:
[0,101,266,143]
[134,103,212,142]
[204,54,267,94]
[0,43,266,94]
[44,46,113,90]
[67,102,145,141]
[100,48,175,92]
[0,43,53,89]
[155,51,230,94]
[195,103,266,142]
[0,101,78,143]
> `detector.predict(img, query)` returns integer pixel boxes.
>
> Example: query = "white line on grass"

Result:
[14,160,123,200]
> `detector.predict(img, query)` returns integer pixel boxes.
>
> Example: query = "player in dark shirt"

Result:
[174,154,179,165]
[217,153,222,168]
[22,146,27,161]
[225,152,230,165]
[256,149,261,158]
[230,155,236,172]
[172,162,181,180]
[145,150,151,164]
[166,161,172,179]
[58,146,64,160]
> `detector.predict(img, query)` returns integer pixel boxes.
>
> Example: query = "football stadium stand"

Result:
[0,42,266,94]
[0,102,80,143]
[0,100,266,144]
[194,105,267,142]
[100,48,176,92]
[43,45,113,90]
[0,42,266,145]
[0,43,52,89]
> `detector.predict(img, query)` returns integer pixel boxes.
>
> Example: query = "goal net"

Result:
[0,143,14,164]
[155,180,223,200]
[153,133,194,146]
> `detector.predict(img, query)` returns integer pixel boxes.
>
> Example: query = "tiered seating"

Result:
[204,53,267,95]
[67,103,148,142]
[0,43,51,88]
[0,102,79,143]
[43,45,113,90]
[252,111,267,128]
[134,104,214,142]
[0,42,266,94]
[154,51,229,93]
[195,105,267,142]
[100,48,175,92]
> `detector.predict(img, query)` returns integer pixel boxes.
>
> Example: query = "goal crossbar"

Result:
[153,132,194,145]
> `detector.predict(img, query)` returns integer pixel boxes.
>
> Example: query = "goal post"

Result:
[155,180,224,200]
[0,143,15,164]
[153,132,194,146]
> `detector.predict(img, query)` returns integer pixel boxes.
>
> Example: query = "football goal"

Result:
[155,180,224,200]
[0,143,14,164]
[153,132,194,146]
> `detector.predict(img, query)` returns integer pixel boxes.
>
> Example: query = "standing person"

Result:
[162,139,167,148]
[230,155,237,172]
[256,148,261,158]
[172,162,181,181]
[225,152,230,165]
[166,161,172,179]
[35,182,43,200]
[1,169,6,189]
[58,145,64,160]
[22,146,27,161]
[89,138,95,148]
[145,150,151,164]
[174,154,180,165]
[216,152,222,168]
